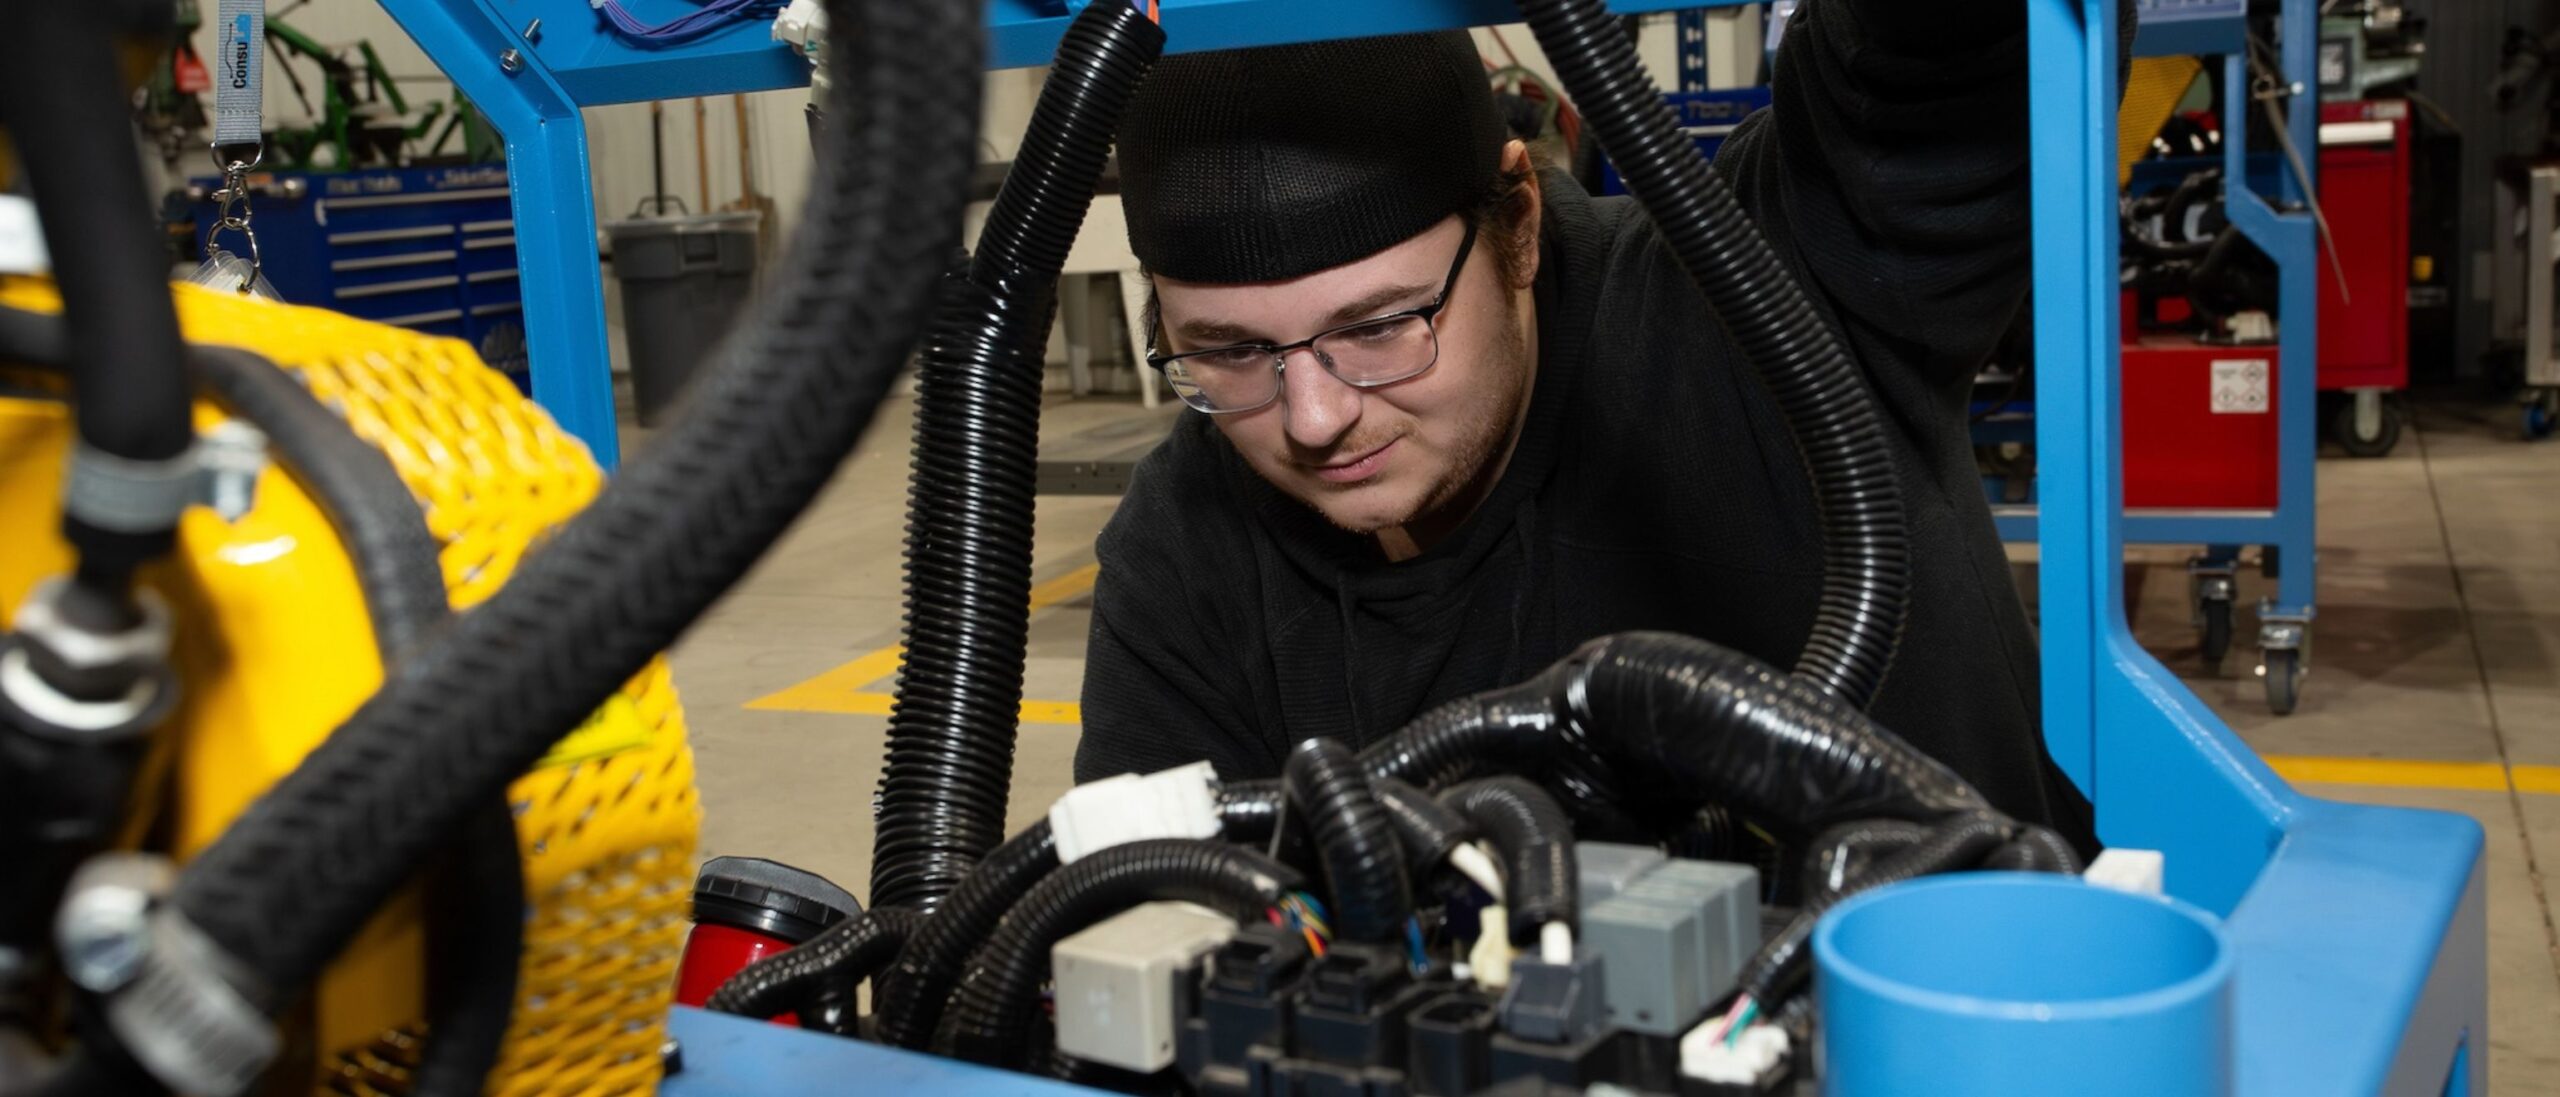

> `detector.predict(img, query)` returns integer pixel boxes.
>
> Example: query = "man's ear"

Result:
[1500,139,1543,288]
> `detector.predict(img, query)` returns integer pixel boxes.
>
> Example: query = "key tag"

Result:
[187,247,280,301]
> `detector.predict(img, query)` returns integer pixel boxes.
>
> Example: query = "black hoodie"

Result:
[1073,0,2116,848]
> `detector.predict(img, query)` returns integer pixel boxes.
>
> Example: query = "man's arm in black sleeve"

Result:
[1719,0,2138,391]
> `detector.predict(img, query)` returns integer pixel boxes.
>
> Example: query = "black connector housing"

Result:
[1180,923,1310,1096]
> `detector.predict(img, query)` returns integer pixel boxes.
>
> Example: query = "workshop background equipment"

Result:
[604,208,763,425]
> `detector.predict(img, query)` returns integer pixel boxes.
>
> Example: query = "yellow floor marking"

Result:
[745,564,1098,722]
[2264,754,2560,798]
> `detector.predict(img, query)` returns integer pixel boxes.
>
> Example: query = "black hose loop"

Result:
[1283,739,1414,943]
[1510,0,1908,709]
[872,822,1060,1050]
[706,908,921,1021]
[1436,778,1577,944]
[944,840,1301,1071]
[168,0,984,996]
[871,0,1165,912]
[1372,776,1475,869]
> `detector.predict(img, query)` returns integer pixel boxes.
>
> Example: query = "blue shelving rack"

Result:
[387,1,2484,1092]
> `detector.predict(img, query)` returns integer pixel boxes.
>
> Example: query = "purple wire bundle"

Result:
[593,0,790,46]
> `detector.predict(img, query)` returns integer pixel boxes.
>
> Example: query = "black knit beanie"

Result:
[1117,30,1509,284]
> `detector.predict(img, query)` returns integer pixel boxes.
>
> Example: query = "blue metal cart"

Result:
[388,0,2483,1091]
[1978,0,2325,714]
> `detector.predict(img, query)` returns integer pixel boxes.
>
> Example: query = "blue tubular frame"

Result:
[1991,0,2323,699]
[401,0,2482,1090]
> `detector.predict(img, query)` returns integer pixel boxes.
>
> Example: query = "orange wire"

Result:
[1302,927,1326,956]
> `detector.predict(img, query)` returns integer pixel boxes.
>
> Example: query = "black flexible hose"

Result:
[1282,739,1413,943]
[944,840,1301,1072]
[1800,818,1932,905]
[0,3,193,600]
[413,803,521,1097]
[1366,633,1990,842]
[1739,812,2015,1005]
[872,822,1059,1050]
[1436,778,1576,946]
[871,1,1164,912]
[706,909,920,1022]
[1372,776,1475,869]
[1511,0,1908,709]
[1217,780,1286,845]
[163,0,983,1006]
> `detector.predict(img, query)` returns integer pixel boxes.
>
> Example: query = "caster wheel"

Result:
[2330,395,2402,458]
[2529,395,2557,441]
[2199,598,2233,672]
[2262,648,2303,716]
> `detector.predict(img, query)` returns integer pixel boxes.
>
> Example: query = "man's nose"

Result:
[1280,347,1361,451]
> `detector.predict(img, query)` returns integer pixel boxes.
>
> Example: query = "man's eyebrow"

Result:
[1171,281,1439,350]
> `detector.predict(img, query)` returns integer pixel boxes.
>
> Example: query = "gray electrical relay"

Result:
[1051,901,1239,1072]
[1570,849,1761,1037]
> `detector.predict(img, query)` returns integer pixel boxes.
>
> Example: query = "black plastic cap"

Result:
[689,856,861,944]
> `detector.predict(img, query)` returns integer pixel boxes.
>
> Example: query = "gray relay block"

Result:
[1644,859,1762,996]
[1582,892,1706,1034]
[1575,841,1667,905]
[1052,901,1238,1072]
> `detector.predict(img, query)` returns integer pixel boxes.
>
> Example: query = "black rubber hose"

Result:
[1216,780,1285,845]
[1800,818,1932,904]
[1739,813,2015,1005]
[412,803,521,1097]
[706,908,920,1022]
[872,822,1059,1050]
[871,0,1164,912]
[944,840,1301,1072]
[1435,778,1576,945]
[1366,633,1989,842]
[1372,776,1475,869]
[1512,0,1908,709]
[0,3,193,598]
[164,0,983,1002]
[1282,739,1413,943]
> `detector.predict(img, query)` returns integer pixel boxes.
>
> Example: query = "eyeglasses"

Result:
[1147,220,1478,415]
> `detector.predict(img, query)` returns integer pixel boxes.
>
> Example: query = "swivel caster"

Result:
[2329,390,2401,458]
[2260,648,2303,716]
[2188,561,2238,674]
[2199,597,2234,673]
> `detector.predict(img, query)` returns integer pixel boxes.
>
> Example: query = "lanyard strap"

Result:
[212,0,265,153]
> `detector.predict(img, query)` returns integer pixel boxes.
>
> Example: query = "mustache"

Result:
[1284,430,1402,468]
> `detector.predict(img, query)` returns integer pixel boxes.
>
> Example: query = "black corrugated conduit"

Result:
[155,0,984,1021]
[870,822,1060,1050]
[945,840,1301,1072]
[1282,739,1413,943]
[1436,778,1576,947]
[1738,812,2016,1005]
[1372,776,1476,870]
[870,0,1166,913]
[1510,0,1909,709]
[706,909,920,1022]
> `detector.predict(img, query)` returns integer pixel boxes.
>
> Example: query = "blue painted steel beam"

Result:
[377,0,621,468]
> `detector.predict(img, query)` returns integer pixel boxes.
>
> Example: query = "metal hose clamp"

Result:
[57,854,278,1097]
[63,419,269,534]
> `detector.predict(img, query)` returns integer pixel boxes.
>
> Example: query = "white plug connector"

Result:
[2083,848,2166,897]
[1048,762,1222,863]
[1680,1020,1790,1088]
[1470,903,1516,989]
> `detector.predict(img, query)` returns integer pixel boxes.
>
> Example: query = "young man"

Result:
[1077,5,2117,844]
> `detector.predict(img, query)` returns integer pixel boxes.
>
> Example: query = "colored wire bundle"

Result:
[593,0,789,46]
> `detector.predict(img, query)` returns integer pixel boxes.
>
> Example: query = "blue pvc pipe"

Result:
[1814,873,2233,1097]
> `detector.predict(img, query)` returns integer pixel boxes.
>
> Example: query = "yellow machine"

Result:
[0,277,700,1095]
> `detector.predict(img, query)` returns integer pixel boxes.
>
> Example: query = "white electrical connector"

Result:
[2083,848,2166,897]
[1539,921,1574,965]
[1469,903,1516,989]
[1449,841,1504,901]
[771,0,827,55]
[1680,1020,1790,1088]
[1048,762,1223,863]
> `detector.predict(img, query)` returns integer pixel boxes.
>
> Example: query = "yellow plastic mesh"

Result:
[2119,55,2206,187]
[70,282,697,1097]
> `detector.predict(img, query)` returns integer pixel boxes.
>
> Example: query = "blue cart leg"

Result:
[374,0,622,470]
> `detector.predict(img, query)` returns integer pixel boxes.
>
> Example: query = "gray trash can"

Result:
[605,209,761,425]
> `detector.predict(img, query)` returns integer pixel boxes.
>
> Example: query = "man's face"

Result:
[1154,214,1535,540]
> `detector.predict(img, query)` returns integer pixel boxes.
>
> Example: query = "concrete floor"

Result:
[661,390,2560,1092]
